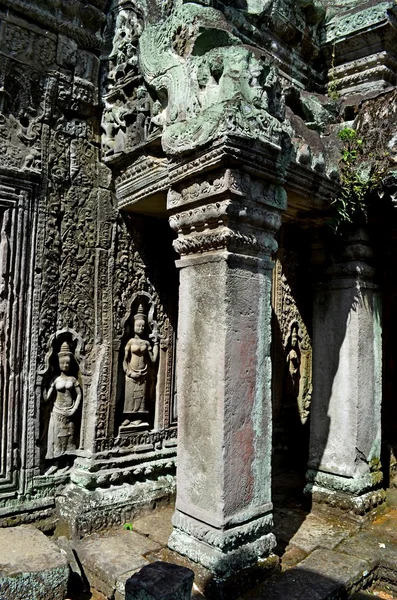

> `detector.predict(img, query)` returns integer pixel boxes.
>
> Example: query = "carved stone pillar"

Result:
[306,229,385,516]
[167,168,285,577]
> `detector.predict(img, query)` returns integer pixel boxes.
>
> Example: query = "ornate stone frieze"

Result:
[168,170,284,259]
[116,156,169,210]
[325,2,392,43]
[138,2,287,155]
[168,170,287,211]
[71,451,176,490]
[0,0,105,50]
[95,426,177,454]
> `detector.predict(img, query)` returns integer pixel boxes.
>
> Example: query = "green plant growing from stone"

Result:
[123,522,134,531]
[330,126,387,233]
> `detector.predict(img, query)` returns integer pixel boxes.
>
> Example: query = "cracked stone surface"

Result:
[132,505,174,547]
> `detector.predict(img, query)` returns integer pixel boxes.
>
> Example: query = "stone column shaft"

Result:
[306,231,385,515]
[167,169,285,576]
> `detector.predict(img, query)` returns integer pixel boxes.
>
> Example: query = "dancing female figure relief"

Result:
[44,341,82,475]
[122,303,159,429]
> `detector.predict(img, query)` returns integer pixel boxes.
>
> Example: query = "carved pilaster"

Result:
[167,167,285,578]
[306,228,385,517]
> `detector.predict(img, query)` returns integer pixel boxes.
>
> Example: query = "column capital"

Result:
[327,228,376,282]
[168,168,285,262]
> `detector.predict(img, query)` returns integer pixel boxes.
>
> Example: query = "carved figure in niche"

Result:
[122,303,159,429]
[285,322,301,398]
[101,100,127,156]
[44,341,82,475]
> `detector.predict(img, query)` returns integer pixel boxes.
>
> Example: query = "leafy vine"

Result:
[329,127,388,233]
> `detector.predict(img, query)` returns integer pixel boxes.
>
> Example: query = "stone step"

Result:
[0,524,69,600]
[74,528,162,600]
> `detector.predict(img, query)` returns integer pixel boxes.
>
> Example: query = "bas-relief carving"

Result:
[100,5,163,157]
[138,3,286,155]
[110,215,178,446]
[273,249,312,425]
[121,301,159,431]
[43,341,82,475]
[107,9,142,90]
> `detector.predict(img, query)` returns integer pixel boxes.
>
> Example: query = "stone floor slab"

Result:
[0,524,69,600]
[287,512,356,553]
[132,506,174,546]
[253,548,371,600]
[75,529,161,598]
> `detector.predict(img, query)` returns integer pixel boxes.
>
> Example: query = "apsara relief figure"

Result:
[122,303,159,428]
[44,341,82,475]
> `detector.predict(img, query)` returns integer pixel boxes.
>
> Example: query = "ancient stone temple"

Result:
[1,0,397,595]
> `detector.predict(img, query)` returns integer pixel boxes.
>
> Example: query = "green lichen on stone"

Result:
[138,2,286,155]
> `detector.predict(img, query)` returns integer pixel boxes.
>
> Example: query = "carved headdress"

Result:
[58,340,72,357]
[133,302,147,322]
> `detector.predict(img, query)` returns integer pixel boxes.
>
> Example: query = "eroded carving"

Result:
[121,301,159,431]
[43,340,82,475]
[135,3,287,155]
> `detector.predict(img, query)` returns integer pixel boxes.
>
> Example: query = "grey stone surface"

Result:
[309,280,381,481]
[308,232,383,514]
[169,202,280,573]
[286,512,356,553]
[125,561,194,600]
[0,525,69,600]
[255,548,371,600]
[75,529,161,598]
[1,1,397,589]
[132,505,174,546]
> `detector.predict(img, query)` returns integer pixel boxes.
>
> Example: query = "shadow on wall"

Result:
[271,222,383,551]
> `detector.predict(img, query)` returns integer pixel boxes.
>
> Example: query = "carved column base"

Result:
[168,509,276,577]
[306,469,385,517]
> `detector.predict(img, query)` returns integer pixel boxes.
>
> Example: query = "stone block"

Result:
[125,561,194,600]
[75,529,161,598]
[257,548,371,600]
[0,525,69,600]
